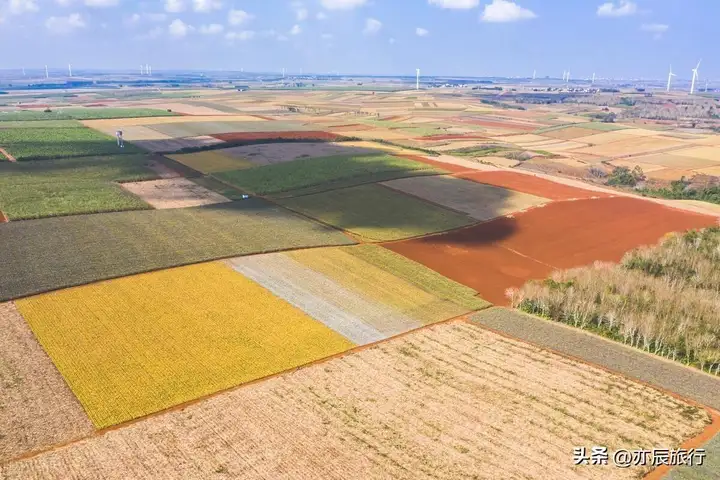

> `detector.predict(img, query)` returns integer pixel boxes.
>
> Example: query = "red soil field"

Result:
[416,134,489,141]
[384,196,717,305]
[458,171,613,200]
[395,154,471,174]
[211,131,345,142]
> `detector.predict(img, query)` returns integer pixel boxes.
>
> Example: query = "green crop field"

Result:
[214,154,444,197]
[0,155,158,220]
[0,200,354,301]
[0,126,141,160]
[0,120,85,129]
[147,120,313,138]
[0,108,177,122]
[277,183,475,241]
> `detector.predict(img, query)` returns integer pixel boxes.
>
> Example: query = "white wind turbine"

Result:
[416,68,420,90]
[666,65,676,92]
[690,59,702,95]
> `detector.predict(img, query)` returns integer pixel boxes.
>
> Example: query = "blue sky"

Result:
[0,0,715,80]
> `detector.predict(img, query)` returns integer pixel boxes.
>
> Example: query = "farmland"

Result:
[120,178,231,209]
[16,262,354,427]
[0,108,177,121]
[0,200,354,301]
[278,184,475,241]
[214,154,444,197]
[165,151,255,173]
[1,321,710,479]
[0,155,158,219]
[216,141,383,166]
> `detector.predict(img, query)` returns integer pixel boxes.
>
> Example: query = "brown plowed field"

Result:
[211,131,344,142]
[458,171,614,200]
[385,197,717,305]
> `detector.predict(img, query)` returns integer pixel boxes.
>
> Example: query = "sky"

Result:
[0,0,716,80]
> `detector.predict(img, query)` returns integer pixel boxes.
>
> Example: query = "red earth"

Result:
[211,131,345,142]
[458,171,614,201]
[384,197,718,305]
[0,211,7,223]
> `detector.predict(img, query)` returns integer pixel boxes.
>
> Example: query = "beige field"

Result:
[535,140,591,152]
[120,178,231,209]
[382,175,548,221]
[81,114,265,130]
[672,146,720,162]
[219,142,382,165]
[626,153,719,170]
[608,159,667,173]
[491,133,551,144]
[431,140,498,152]
[339,140,422,156]
[542,127,603,140]
[613,128,663,137]
[645,168,696,181]
[0,302,94,463]
[143,102,232,116]
[3,321,709,480]
[571,131,640,145]
[695,165,720,176]
[477,156,522,168]
[572,136,687,157]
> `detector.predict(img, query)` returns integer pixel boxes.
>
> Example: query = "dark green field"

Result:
[0,126,142,160]
[0,156,158,220]
[214,154,444,197]
[277,183,475,241]
[0,200,355,301]
[0,108,177,122]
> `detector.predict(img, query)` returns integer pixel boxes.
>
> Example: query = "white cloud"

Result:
[480,0,536,23]
[428,0,479,8]
[416,27,429,36]
[316,11,327,20]
[320,0,366,10]
[56,0,73,7]
[168,18,192,37]
[363,17,381,35]
[641,23,668,39]
[225,29,255,41]
[85,0,119,7]
[164,0,184,13]
[291,1,308,21]
[146,12,167,22]
[199,23,223,34]
[597,1,637,17]
[228,9,253,25]
[388,37,395,44]
[321,32,333,39]
[45,13,86,34]
[289,24,302,35]
[9,0,39,14]
[137,26,163,39]
[192,0,222,12]
[127,12,166,24]
[277,34,288,41]
[128,12,141,23]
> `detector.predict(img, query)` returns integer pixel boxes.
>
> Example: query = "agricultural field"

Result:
[0,125,140,160]
[217,141,383,166]
[0,200,354,301]
[120,178,231,209]
[277,184,475,241]
[16,262,354,427]
[165,151,255,173]
[1,321,710,479]
[0,108,177,121]
[214,154,444,197]
[457,170,613,200]
[0,155,158,220]
[146,120,314,138]
[211,131,344,142]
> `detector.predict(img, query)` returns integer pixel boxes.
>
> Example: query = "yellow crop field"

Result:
[672,146,720,162]
[287,248,468,325]
[16,262,354,429]
[166,151,255,173]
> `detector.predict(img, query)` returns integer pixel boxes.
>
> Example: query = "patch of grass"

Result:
[214,154,444,197]
[0,126,142,160]
[0,155,158,220]
[277,183,475,242]
[0,108,177,122]
[16,262,354,428]
[0,200,355,301]
[343,244,490,310]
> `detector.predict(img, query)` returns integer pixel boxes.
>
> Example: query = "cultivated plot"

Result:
[2,322,709,480]
[0,302,94,463]
[218,142,383,166]
[130,135,224,153]
[458,170,612,200]
[165,151,254,173]
[211,131,344,142]
[147,121,313,138]
[16,262,354,428]
[81,115,264,133]
[572,136,687,158]
[120,178,231,209]
[382,175,548,221]
[0,200,354,301]
[540,126,604,140]
[278,184,475,241]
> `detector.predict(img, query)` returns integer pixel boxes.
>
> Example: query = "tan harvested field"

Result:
[672,146,720,162]
[645,168,697,181]
[695,165,720,176]
[120,178,231,209]
[624,153,719,170]
[0,302,94,463]
[571,131,641,145]
[476,156,521,168]
[81,114,265,130]
[382,175,548,221]
[142,102,231,116]
[572,136,687,157]
[2,321,709,480]
[491,133,550,144]
[218,142,382,165]
[608,159,667,173]
[542,126,604,140]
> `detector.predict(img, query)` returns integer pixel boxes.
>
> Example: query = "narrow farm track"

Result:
[0,147,17,162]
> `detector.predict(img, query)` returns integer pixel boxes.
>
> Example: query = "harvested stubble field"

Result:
[573,137,688,158]
[211,131,344,142]
[0,200,354,301]
[146,121,314,138]
[218,142,383,166]
[382,175,549,222]
[633,152,719,170]
[0,108,176,122]
[277,184,475,241]
[16,262,354,428]
[539,126,605,140]
[0,155,158,220]
[458,170,613,200]
[119,178,231,209]
[673,146,720,163]
[214,154,444,197]
[0,126,141,161]
[2,321,710,480]
[165,151,255,173]
[0,302,94,463]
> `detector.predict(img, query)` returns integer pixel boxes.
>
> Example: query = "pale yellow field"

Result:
[626,153,719,170]
[608,159,667,173]
[86,124,174,139]
[16,262,355,428]
[120,178,231,209]
[542,126,603,140]
[645,168,696,181]
[613,128,663,137]
[572,136,687,157]
[672,146,720,162]
[339,129,413,141]
[143,102,233,115]
[338,140,420,156]
[491,133,549,144]
[81,114,265,129]
[571,131,639,145]
[695,165,720,176]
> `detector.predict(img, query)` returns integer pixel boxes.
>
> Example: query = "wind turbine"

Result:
[690,59,702,95]
[666,65,676,92]
[591,72,596,84]
[705,79,709,93]
[45,65,49,79]
[68,64,72,77]
[566,71,571,83]
[416,68,420,90]
[562,70,566,81]
[532,69,536,80]
[22,67,25,76]
[140,64,144,75]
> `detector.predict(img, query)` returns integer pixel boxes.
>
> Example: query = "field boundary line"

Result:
[1,312,489,466]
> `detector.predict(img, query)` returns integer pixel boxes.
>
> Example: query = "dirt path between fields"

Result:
[0,147,16,162]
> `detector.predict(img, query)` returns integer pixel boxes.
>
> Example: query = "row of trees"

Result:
[508,228,720,375]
